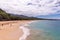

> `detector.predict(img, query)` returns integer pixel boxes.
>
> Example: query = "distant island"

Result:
[0,9,60,21]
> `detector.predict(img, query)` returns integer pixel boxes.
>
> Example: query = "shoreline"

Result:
[19,26,30,40]
[0,20,34,40]
[19,21,35,40]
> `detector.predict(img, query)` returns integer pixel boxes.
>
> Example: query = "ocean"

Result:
[26,20,60,40]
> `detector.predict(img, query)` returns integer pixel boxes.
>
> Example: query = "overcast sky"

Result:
[0,0,60,19]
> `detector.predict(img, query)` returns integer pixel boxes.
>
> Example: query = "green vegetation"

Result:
[0,9,10,20]
[0,9,41,21]
[0,9,59,21]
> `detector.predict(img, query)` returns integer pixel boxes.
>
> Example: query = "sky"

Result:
[0,0,60,19]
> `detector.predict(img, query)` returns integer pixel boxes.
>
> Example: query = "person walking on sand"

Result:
[2,24,3,26]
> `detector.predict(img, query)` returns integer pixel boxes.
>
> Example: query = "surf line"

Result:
[19,25,30,40]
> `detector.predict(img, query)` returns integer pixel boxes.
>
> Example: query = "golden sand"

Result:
[0,20,30,40]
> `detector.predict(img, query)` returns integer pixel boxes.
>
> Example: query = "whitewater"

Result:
[19,21,34,40]
[19,23,30,40]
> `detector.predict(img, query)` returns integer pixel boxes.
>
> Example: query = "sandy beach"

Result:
[0,20,32,40]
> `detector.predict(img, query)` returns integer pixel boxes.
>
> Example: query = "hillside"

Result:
[0,9,42,21]
[0,9,10,20]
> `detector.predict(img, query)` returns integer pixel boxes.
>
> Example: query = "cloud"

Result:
[0,0,60,17]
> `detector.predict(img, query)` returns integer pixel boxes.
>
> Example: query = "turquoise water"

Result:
[27,20,60,40]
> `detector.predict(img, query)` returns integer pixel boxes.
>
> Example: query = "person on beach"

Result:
[2,24,3,26]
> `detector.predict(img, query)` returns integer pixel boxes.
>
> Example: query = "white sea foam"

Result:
[19,21,35,40]
[19,25,30,40]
